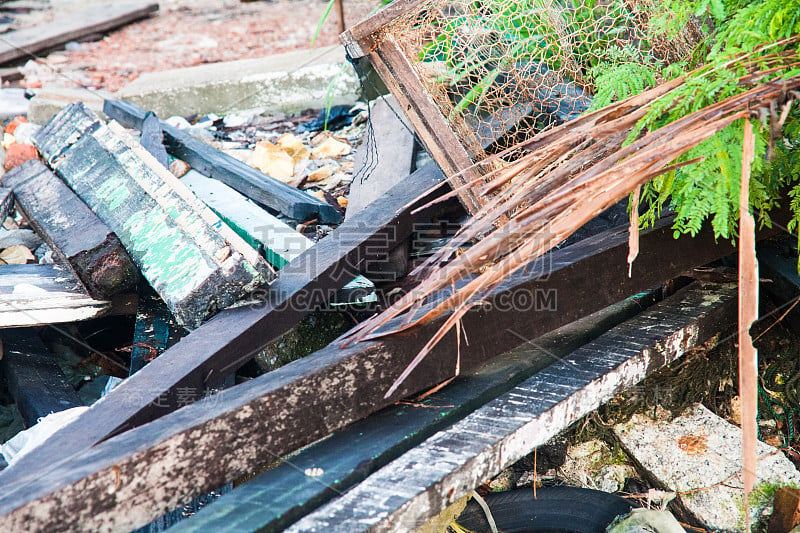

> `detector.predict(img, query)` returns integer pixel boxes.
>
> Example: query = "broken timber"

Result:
[0,264,110,327]
[3,159,138,298]
[180,169,376,303]
[0,3,158,65]
[104,99,343,223]
[0,217,761,531]
[0,161,447,485]
[33,103,274,328]
[289,283,737,532]
[0,328,83,427]
[0,187,12,222]
[173,290,660,531]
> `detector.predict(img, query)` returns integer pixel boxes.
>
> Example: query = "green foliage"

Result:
[625,0,800,243]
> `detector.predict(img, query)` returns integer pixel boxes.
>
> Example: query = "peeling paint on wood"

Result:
[33,103,274,328]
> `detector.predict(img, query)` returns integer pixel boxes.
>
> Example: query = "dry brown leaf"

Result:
[337,196,348,208]
[311,134,351,159]
[677,434,708,455]
[252,140,295,181]
[277,133,310,163]
[307,167,332,182]
[0,244,35,264]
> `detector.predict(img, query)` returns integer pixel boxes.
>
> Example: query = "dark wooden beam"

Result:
[0,186,12,222]
[0,328,83,428]
[0,219,753,531]
[0,161,447,487]
[103,99,343,224]
[0,4,158,65]
[171,290,660,532]
[289,283,737,532]
[3,159,138,298]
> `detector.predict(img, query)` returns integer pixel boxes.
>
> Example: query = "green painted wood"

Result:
[180,169,376,303]
[34,103,274,328]
[3,160,138,298]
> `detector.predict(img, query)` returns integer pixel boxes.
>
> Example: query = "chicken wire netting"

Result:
[383,0,703,161]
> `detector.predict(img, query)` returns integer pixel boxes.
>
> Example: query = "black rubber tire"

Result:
[453,486,633,533]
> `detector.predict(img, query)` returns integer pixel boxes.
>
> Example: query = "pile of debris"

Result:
[2,0,800,532]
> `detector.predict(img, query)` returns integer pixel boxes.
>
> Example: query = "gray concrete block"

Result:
[27,86,111,125]
[614,404,800,531]
[115,45,360,118]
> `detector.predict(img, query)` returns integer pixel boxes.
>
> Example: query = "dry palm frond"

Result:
[344,65,800,398]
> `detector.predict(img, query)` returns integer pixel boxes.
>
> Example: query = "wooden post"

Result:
[3,159,138,299]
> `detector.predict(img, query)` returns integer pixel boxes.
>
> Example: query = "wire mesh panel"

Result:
[344,0,702,210]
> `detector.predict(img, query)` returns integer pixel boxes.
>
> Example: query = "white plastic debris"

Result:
[1,406,89,466]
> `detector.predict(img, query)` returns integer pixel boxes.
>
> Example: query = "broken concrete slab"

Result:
[115,45,359,119]
[34,103,275,328]
[27,86,112,126]
[614,403,800,531]
[0,89,29,121]
[3,159,138,298]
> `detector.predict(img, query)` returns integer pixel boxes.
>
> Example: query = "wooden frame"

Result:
[342,0,485,213]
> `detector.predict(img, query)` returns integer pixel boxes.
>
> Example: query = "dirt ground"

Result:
[3,0,376,91]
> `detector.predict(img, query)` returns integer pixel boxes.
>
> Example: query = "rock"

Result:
[0,244,35,264]
[0,91,30,122]
[557,439,636,491]
[186,127,215,143]
[614,403,800,531]
[307,166,331,182]
[223,111,258,128]
[12,123,41,146]
[4,116,27,135]
[0,229,42,251]
[169,159,191,178]
[4,143,38,171]
[64,41,83,51]
[164,116,192,129]
[488,466,519,492]
[607,509,685,533]
[251,140,294,181]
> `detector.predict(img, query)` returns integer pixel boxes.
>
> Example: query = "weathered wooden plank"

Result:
[0,328,83,427]
[0,218,750,531]
[128,291,186,375]
[288,283,737,532]
[174,290,659,532]
[103,99,344,223]
[348,95,417,217]
[34,103,274,328]
[0,187,12,222]
[0,161,447,488]
[3,159,139,298]
[0,3,158,65]
[139,112,169,170]
[180,169,376,303]
[368,37,484,213]
[340,0,428,58]
[0,264,110,327]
